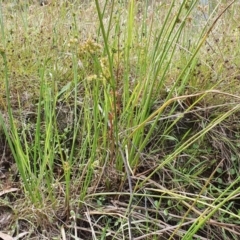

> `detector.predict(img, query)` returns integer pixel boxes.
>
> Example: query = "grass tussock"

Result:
[1,0,240,239]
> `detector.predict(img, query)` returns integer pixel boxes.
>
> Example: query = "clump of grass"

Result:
[1,0,240,239]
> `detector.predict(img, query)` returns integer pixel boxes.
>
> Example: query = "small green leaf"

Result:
[163,209,168,216]
[192,143,199,149]
[154,200,159,208]
[177,204,183,211]
[229,168,235,175]
[217,178,223,184]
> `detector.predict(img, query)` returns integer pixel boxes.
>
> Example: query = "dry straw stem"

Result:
[129,89,240,138]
